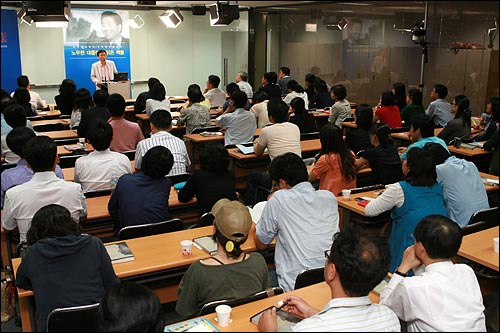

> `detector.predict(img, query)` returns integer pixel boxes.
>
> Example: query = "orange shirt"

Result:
[312,152,356,196]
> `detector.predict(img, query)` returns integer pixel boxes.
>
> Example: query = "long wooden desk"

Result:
[458,226,499,271]
[56,143,94,156]
[31,110,61,119]
[12,224,273,332]
[38,129,78,140]
[391,127,482,146]
[31,119,69,127]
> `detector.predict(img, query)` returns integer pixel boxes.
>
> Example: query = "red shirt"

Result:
[375,105,402,128]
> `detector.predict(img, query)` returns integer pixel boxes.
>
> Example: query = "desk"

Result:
[56,143,94,156]
[458,226,499,271]
[448,144,492,172]
[38,129,78,140]
[12,224,272,332]
[391,128,482,146]
[33,110,61,119]
[31,119,69,127]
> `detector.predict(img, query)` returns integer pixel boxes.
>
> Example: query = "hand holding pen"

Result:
[280,295,320,319]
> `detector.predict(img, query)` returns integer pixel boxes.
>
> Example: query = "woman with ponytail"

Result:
[356,123,403,185]
[175,199,270,319]
[437,94,472,144]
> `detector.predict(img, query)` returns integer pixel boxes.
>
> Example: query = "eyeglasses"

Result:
[324,249,331,260]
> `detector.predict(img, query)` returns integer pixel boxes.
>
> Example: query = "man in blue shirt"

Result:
[425,83,453,128]
[400,114,449,160]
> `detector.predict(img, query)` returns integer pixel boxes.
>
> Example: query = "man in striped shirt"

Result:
[258,228,400,332]
[134,109,190,176]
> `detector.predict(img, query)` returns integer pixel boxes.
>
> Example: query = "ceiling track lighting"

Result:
[160,8,184,29]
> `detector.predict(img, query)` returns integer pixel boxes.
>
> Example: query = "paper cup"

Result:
[494,238,499,253]
[341,189,351,201]
[78,138,86,149]
[215,305,232,327]
[181,240,193,255]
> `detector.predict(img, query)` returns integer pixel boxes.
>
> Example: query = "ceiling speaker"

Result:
[192,5,206,16]
[209,3,239,26]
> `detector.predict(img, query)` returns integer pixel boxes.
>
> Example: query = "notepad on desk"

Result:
[193,236,218,255]
[482,177,499,186]
[236,144,254,155]
[105,242,134,263]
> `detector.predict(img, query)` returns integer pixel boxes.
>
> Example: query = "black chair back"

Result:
[58,155,85,168]
[462,206,499,236]
[300,132,320,141]
[84,189,112,198]
[1,162,17,173]
[46,303,100,332]
[33,123,67,132]
[199,287,284,316]
[121,150,136,161]
[390,126,410,133]
[198,212,215,228]
[192,126,221,134]
[118,218,184,240]
[53,138,79,146]
[168,173,191,185]
[294,267,325,290]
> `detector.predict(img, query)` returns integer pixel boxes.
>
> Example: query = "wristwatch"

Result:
[394,270,407,277]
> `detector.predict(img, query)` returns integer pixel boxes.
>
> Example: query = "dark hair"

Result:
[1,95,15,114]
[13,87,31,106]
[490,97,499,120]
[93,89,109,107]
[408,88,423,106]
[413,215,462,259]
[453,95,472,128]
[331,84,347,100]
[225,82,240,96]
[97,281,164,332]
[187,88,203,104]
[411,114,434,138]
[1,89,9,100]
[106,93,126,117]
[101,11,123,27]
[75,88,93,110]
[26,204,80,246]
[393,82,406,107]
[208,75,221,88]
[6,127,36,158]
[87,119,113,151]
[318,123,356,182]
[268,152,308,187]
[304,73,316,84]
[230,90,248,109]
[17,75,29,88]
[290,97,316,130]
[433,83,448,99]
[214,226,248,259]
[150,109,172,130]
[59,79,77,95]
[199,143,229,173]
[355,104,373,131]
[370,123,394,147]
[423,142,451,165]
[147,77,160,91]
[253,91,269,103]
[24,136,57,172]
[141,146,174,179]
[279,66,290,76]
[287,80,304,94]
[3,104,27,128]
[188,84,205,102]
[381,90,395,106]
[97,49,107,56]
[263,72,278,84]
[313,78,328,93]
[151,82,166,101]
[267,99,289,123]
[405,147,437,187]
[327,227,390,297]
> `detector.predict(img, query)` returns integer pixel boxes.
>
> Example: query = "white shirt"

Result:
[292,296,400,332]
[380,261,486,332]
[250,100,271,128]
[74,149,132,193]
[10,90,44,110]
[237,81,254,99]
[256,122,301,161]
[90,60,118,89]
[203,88,226,108]
[283,91,309,107]
[2,172,87,243]
[365,182,405,216]
[145,99,171,118]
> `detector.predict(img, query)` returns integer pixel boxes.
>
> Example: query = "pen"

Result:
[277,301,289,311]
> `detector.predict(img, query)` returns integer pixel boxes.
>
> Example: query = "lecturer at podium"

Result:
[91,49,118,90]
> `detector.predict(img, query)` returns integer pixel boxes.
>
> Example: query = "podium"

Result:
[107,80,131,99]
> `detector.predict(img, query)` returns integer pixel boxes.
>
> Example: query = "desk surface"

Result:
[228,139,321,160]
[57,143,94,156]
[39,129,78,140]
[391,128,482,143]
[458,226,499,271]
[184,128,262,143]
[31,119,69,126]
[448,143,491,157]
[34,110,61,118]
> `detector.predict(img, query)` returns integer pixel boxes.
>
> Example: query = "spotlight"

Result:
[160,9,183,28]
[129,14,144,29]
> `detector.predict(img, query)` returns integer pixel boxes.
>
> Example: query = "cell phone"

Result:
[355,197,364,202]
[250,306,301,329]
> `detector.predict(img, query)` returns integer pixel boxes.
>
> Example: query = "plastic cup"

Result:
[78,138,86,149]
[341,189,351,201]
[215,304,232,327]
[494,238,499,253]
[180,240,193,255]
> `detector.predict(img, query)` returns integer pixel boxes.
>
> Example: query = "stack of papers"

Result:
[236,144,254,155]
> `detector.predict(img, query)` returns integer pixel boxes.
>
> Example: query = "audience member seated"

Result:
[365,147,448,272]
[373,90,402,129]
[249,91,271,128]
[74,119,132,193]
[2,136,87,243]
[77,89,110,139]
[345,103,372,154]
[135,109,190,175]
[380,215,486,331]
[393,82,407,114]
[308,78,333,110]
[254,153,340,292]
[1,127,64,208]
[108,93,144,153]
[283,80,308,107]
[257,71,282,100]
[145,82,171,118]
[178,143,237,215]
[1,104,34,164]
[203,75,226,108]
[288,97,317,134]
[437,94,472,144]
[400,114,448,161]
[258,227,400,332]
[425,83,453,128]
[278,66,294,97]
[13,87,37,117]
[424,143,489,227]
[473,96,499,142]
[215,90,256,147]
[177,87,210,134]
[109,146,174,236]
[218,82,250,113]
[55,78,77,116]
[309,123,356,196]
[235,71,253,99]
[97,281,164,332]
[401,88,425,126]
[180,83,212,111]
[483,124,499,176]
[176,198,270,319]
[134,77,160,114]
[1,90,15,134]
[11,75,44,110]
[70,88,92,129]
[328,84,351,127]
[356,123,403,185]
[16,204,118,332]
[303,73,316,100]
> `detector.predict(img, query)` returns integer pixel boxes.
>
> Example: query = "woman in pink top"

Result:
[373,90,402,128]
[308,123,356,196]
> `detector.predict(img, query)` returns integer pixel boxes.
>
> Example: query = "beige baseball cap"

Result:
[211,198,252,243]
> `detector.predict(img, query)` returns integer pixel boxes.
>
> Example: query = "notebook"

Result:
[105,242,134,263]
[236,144,254,155]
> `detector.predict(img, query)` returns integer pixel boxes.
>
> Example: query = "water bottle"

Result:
[109,170,119,193]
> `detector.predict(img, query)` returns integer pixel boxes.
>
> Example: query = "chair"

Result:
[294,267,325,290]
[192,126,221,134]
[168,173,191,185]
[59,115,71,120]
[198,212,215,228]
[1,162,17,173]
[121,150,136,161]
[53,138,79,146]
[33,123,67,132]
[461,206,499,236]
[117,218,184,241]
[84,189,112,198]
[390,126,410,133]
[46,303,100,332]
[198,287,284,316]
[58,154,85,168]
[349,211,392,237]
[300,131,320,141]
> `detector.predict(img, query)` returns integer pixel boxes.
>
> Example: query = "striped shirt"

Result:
[292,296,400,332]
[134,131,190,176]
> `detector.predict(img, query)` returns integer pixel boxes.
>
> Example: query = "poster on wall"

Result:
[1,9,22,95]
[64,9,131,93]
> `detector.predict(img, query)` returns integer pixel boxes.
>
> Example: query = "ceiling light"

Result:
[209,2,239,26]
[17,9,33,26]
[160,9,183,28]
[305,23,317,32]
[129,14,144,29]
[34,16,68,28]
